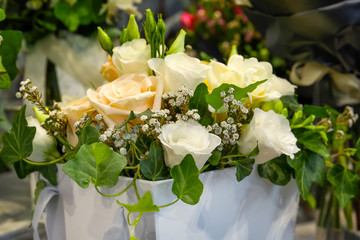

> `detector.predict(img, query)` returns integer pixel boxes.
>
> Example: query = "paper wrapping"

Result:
[37,167,299,240]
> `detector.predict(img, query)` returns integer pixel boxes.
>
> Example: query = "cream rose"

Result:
[61,96,94,146]
[148,52,210,93]
[207,54,296,101]
[158,120,221,170]
[27,117,55,162]
[87,73,163,128]
[238,109,300,164]
[112,39,151,75]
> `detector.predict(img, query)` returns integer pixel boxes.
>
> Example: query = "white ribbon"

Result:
[290,61,360,106]
[32,186,59,240]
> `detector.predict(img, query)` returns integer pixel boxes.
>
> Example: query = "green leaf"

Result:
[140,142,169,180]
[303,105,329,118]
[40,164,58,186]
[0,56,11,89]
[76,125,99,146]
[327,164,360,208]
[0,105,36,165]
[305,193,317,209]
[0,8,5,22]
[14,160,37,179]
[189,83,212,126]
[287,150,325,199]
[170,154,204,205]
[117,191,159,213]
[62,142,127,188]
[0,30,22,81]
[280,95,302,113]
[258,156,293,186]
[296,131,330,158]
[235,158,254,182]
[356,138,360,161]
[205,81,266,111]
[208,151,222,166]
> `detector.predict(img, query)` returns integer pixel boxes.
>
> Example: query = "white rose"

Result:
[238,109,300,164]
[207,54,296,101]
[27,117,55,162]
[148,52,210,93]
[158,120,221,170]
[112,39,151,75]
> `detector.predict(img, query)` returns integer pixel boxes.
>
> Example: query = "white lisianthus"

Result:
[112,39,151,75]
[207,54,296,101]
[148,52,210,93]
[158,120,221,170]
[26,117,55,162]
[238,109,300,164]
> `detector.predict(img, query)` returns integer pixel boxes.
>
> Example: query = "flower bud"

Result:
[229,45,238,60]
[145,9,156,34]
[120,28,128,45]
[97,27,114,55]
[157,15,166,37]
[127,14,140,41]
[167,29,186,55]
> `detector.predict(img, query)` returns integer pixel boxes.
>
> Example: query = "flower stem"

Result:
[22,153,68,166]
[158,198,180,208]
[95,181,134,198]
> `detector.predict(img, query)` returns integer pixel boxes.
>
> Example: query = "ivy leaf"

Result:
[0,56,11,89]
[287,150,325,199]
[257,155,293,186]
[62,142,127,188]
[14,160,37,179]
[295,130,330,158]
[327,164,360,208]
[189,83,212,126]
[234,158,254,182]
[303,105,329,118]
[77,125,99,146]
[208,151,222,166]
[0,105,36,165]
[0,30,22,81]
[170,154,204,205]
[40,164,58,186]
[205,81,266,111]
[117,191,159,213]
[140,142,169,180]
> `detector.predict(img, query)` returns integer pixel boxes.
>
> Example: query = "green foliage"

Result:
[97,26,114,55]
[62,142,127,188]
[40,164,58,186]
[287,151,325,199]
[258,156,293,186]
[295,130,330,158]
[170,155,204,205]
[327,164,360,208]
[118,191,159,213]
[140,142,169,181]
[281,95,302,113]
[235,158,254,182]
[206,81,266,111]
[34,180,46,204]
[189,83,213,126]
[208,151,222,166]
[0,106,36,165]
[0,30,22,87]
[76,125,100,146]
[54,0,105,32]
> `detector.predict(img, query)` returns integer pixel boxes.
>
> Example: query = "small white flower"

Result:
[142,124,149,132]
[95,114,103,121]
[15,92,22,98]
[96,123,104,130]
[104,130,112,138]
[30,86,37,93]
[140,115,148,121]
[120,147,127,155]
[99,135,107,142]
[123,133,130,140]
[227,117,234,124]
[49,110,57,118]
[228,87,234,94]
[114,139,125,148]
[19,86,25,92]
[74,121,81,129]
[130,134,138,142]
[192,113,200,121]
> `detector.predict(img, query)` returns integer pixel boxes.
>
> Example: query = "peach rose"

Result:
[61,97,94,146]
[87,73,163,128]
[101,55,121,82]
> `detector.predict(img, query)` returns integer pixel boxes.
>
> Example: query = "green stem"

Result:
[317,184,328,227]
[124,165,139,170]
[332,194,340,230]
[158,198,180,208]
[22,153,68,166]
[133,179,141,200]
[322,192,334,228]
[95,181,134,198]
[344,201,354,230]
[221,154,246,160]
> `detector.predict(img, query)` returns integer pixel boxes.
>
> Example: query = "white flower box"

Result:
[39,167,299,240]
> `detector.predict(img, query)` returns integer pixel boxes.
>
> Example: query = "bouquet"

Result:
[1,9,360,238]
